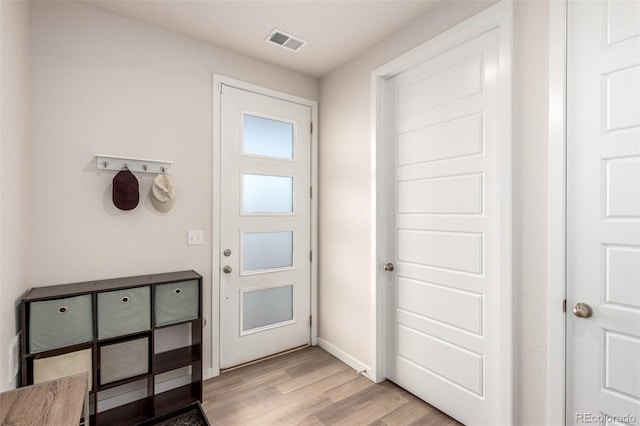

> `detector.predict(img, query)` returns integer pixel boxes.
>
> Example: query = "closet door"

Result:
[566,1,640,423]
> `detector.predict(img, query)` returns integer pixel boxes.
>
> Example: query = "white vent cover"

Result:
[265,28,308,52]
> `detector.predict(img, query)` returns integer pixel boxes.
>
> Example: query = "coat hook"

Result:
[96,155,171,173]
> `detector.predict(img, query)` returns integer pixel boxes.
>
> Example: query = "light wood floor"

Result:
[202,346,462,426]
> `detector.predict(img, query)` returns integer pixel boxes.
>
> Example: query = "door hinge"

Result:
[309,315,312,327]
[310,186,313,199]
[563,299,567,313]
[310,122,313,134]
[310,251,313,262]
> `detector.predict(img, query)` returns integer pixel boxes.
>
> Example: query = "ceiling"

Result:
[80,0,441,78]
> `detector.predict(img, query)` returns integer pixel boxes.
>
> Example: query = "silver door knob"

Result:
[223,265,232,274]
[573,302,593,318]
[383,262,395,272]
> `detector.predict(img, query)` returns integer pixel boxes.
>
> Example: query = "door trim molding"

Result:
[370,1,513,422]
[547,1,567,424]
[211,75,318,378]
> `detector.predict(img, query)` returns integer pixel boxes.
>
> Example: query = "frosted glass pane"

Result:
[242,231,293,273]
[243,114,294,159]
[243,174,293,214]
[242,285,293,332]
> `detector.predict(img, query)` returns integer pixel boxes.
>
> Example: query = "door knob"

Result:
[223,265,232,274]
[573,302,593,318]
[383,262,395,272]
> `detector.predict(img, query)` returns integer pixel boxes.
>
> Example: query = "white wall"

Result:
[0,0,32,391]
[29,1,317,377]
[318,0,549,423]
[512,1,549,422]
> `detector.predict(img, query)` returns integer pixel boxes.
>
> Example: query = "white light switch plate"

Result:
[188,230,204,245]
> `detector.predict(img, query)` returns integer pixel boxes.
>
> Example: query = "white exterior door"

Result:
[219,84,312,369]
[379,5,511,425]
[567,1,640,424]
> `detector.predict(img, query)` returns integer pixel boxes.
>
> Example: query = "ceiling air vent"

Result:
[265,28,308,52]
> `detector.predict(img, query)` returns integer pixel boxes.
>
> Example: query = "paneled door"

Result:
[219,84,312,369]
[566,1,640,423]
[378,4,511,424]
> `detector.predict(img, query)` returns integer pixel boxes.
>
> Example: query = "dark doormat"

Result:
[137,402,210,426]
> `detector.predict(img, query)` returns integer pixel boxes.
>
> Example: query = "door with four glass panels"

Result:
[219,84,311,369]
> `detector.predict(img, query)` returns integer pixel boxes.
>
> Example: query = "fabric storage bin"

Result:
[33,348,93,391]
[29,294,93,353]
[154,280,199,326]
[98,286,150,339]
[100,337,149,385]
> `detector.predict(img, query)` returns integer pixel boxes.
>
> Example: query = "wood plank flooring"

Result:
[201,346,462,426]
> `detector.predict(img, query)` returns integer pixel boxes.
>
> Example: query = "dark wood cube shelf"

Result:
[20,270,203,426]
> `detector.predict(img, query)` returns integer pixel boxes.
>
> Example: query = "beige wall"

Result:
[318,0,549,423]
[0,0,32,391]
[29,1,317,377]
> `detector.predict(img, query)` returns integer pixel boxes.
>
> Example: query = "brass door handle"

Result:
[223,265,232,274]
[383,263,395,272]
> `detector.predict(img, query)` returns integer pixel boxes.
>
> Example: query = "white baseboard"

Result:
[317,338,373,381]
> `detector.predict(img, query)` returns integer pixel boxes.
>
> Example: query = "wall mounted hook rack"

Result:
[96,155,172,174]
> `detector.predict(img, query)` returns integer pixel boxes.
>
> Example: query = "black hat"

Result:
[112,169,139,210]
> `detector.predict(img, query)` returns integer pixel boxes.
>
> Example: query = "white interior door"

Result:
[380,7,511,424]
[567,1,640,423]
[219,84,311,369]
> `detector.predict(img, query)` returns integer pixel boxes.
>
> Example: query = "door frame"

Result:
[211,75,318,378]
[370,1,513,422]
[547,1,567,424]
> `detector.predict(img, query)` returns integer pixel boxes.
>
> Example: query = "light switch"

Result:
[188,230,204,245]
